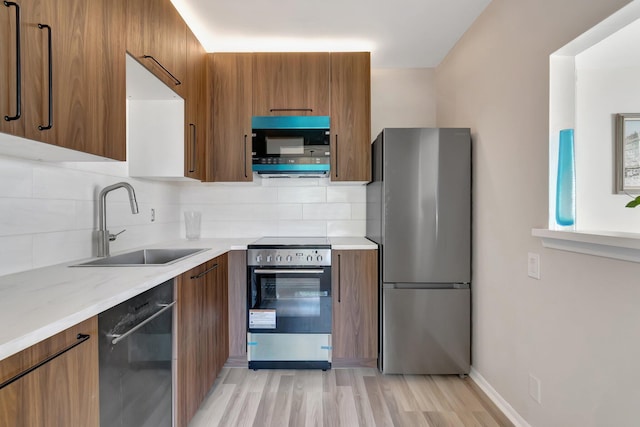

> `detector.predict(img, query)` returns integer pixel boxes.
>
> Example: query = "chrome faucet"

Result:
[97,182,139,257]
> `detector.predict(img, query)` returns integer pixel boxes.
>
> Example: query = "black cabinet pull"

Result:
[37,23,52,131]
[334,134,339,178]
[4,1,21,122]
[191,263,218,280]
[142,55,181,86]
[337,253,341,303]
[0,333,90,391]
[269,108,312,113]
[189,123,196,173]
[244,134,248,178]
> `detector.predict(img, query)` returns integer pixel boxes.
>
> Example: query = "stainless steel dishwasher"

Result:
[98,280,175,427]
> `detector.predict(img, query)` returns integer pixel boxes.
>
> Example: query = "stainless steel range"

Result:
[247,237,332,370]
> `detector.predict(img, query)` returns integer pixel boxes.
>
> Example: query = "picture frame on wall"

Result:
[615,113,640,194]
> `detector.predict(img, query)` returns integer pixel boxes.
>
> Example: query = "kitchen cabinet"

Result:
[252,52,330,116]
[330,52,371,182]
[227,250,247,360]
[126,0,187,98]
[332,249,378,367]
[0,0,126,160]
[176,254,228,427]
[0,317,99,427]
[208,53,253,182]
[184,27,207,180]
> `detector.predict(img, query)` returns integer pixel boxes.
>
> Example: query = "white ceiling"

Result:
[170,0,492,68]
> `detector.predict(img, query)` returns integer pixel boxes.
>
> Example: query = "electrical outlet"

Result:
[527,252,540,279]
[150,208,156,222]
[529,374,542,404]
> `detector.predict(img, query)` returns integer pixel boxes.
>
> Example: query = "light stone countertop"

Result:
[0,236,376,361]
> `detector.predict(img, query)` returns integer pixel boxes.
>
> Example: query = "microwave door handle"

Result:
[253,269,325,274]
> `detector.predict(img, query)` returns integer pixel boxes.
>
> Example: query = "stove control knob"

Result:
[276,255,282,262]
[256,254,262,263]
[266,255,272,263]
[317,255,323,262]
[286,255,292,262]
[307,255,313,262]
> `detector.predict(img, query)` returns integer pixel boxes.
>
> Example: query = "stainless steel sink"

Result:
[72,248,209,267]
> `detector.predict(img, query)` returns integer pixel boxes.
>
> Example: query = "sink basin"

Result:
[72,248,209,267]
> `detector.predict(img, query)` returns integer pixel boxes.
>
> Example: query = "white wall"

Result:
[371,68,436,137]
[435,0,640,426]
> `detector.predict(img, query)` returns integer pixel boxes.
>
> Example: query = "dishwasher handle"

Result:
[108,301,175,345]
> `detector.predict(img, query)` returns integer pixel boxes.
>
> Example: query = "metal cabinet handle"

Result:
[334,134,339,178]
[37,23,52,131]
[269,108,312,112]
[191,263,219,280]
[109,301,175,345]
[3,1,21,122]
[142,55,181,86]
[337,253,341,303]
[189,123,196,173]
[244,134,248,178]
[254,269,325,274]
[0,333,90,391]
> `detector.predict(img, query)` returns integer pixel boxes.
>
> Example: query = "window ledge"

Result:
[532,229,640,263]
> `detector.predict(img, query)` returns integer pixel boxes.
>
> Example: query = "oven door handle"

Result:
[253,269,325,274]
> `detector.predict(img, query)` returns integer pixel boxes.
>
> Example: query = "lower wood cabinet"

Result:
[227,250,247,360]
[176,253,228,427]
[332,249,378,367]
[0,317,99,427]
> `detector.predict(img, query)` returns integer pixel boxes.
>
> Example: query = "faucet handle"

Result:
[109,229,126,241]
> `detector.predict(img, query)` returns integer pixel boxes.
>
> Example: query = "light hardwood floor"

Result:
[188,368,513,427]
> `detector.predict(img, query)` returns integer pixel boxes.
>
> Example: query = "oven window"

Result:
[257,277,327,317]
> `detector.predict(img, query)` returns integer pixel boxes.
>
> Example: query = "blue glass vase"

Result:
[556,129,575,227]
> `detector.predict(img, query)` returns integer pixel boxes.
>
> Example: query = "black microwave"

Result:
[252,116,330,175]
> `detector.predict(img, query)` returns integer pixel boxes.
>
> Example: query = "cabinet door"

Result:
[23,317,98,427]
[252,52,330,116]
[209,53,253,182]
[0,352,23,427]
[330,52,371,182]
[184,27,206,180]
[332,250,378,365]
[176,263,206,427]
[227,250,247,359]
[126,0,187,97]
[214,253,229,376]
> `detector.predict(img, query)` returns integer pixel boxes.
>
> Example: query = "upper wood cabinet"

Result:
[252,52,330,116]
[176,254,228,427]
[0,0,126,160]
[126,0,187,98]
[0,317,99,427]
[208,53,253,182]
[332,249,378,366]
[330,52,371,182]
[184,27,206,180]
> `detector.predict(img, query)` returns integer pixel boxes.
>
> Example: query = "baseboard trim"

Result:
[469,367,532,427]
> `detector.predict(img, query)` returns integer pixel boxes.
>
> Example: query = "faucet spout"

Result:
[97,182,140,257]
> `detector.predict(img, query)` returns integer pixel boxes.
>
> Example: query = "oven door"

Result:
[248,266,331,334]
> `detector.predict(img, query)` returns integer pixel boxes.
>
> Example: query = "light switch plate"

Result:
[528,252,540,279]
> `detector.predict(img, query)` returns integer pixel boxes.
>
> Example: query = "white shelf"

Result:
[532,228,640,263]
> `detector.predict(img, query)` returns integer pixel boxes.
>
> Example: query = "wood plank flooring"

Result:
[188,368,513,427]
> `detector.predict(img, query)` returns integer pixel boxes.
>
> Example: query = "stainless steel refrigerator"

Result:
[366,128,471,375]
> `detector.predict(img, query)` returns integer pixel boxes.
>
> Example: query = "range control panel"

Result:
[247,248,331,267]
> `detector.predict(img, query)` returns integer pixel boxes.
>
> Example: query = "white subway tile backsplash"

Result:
[277,221,326,236]
[33,166,97,200]
[277,187,326,203]
[351,203,367,220]
[0,157,33,198]
[0,199,79,236]
[302,203,351,220]
[277,204,303,220]
[199,220,276,238]
[327,186,366,203]
[0,235,33,276]
[33,230,94,267]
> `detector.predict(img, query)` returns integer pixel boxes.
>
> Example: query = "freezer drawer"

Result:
[381,287,470,374]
